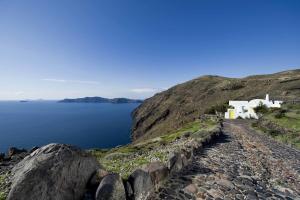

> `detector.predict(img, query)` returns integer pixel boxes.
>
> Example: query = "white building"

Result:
[224,94,283,119]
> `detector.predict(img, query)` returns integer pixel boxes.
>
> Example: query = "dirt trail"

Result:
[148,120,300,200]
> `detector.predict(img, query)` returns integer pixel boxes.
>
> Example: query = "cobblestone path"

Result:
[148,120,300,200]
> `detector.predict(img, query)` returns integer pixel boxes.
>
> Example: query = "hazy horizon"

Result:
[0,68,299,101]
[1,0,299,100]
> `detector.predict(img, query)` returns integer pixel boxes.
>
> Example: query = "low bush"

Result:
[0,192,6,200]
[254,103,269,114]
[204,103,229,114]
[268,129,281,137]
[274,109,287,119]
[222,81,244,90]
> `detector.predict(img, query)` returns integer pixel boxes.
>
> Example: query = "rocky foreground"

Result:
[1,119,300,200]
[0,118,221,200]
[149,120,300,200]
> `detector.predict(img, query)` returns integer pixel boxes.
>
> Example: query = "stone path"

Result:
[148,120,300,200]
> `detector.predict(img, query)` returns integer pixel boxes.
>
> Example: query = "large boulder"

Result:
[143,162,168,188]
[128,169,153,200]
[7,143,100,200]
[95,173,126,200]
[167,152,183,173]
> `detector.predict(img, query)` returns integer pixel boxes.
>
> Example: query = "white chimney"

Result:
[266,94,269,101]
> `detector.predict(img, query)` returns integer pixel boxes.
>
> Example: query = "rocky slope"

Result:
[132,69,300,141]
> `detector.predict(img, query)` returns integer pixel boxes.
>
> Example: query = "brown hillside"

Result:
[131,69,300,141]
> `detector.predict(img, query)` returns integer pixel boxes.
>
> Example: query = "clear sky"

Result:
[0,0,299,100]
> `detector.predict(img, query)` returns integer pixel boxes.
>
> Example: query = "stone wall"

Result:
[94,125,222,200]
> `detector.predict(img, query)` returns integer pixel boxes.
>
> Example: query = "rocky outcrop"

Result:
[132,69,300,141]
[95,173,126,200]
[7,143,100,200]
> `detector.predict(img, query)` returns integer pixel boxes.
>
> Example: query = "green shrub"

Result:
[204,103,229,114]
[159,140,167,146]
[0,192,6,200]
[0,174,7,200]
[204,107,216,114]
[252,122,258,128]
[268,129,281,137]
[254,103,269,114]
[287,103,300,110]
[222,81,244,90]
[274,109,287,119]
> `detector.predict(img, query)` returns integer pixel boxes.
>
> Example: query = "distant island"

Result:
[58,97,143,104]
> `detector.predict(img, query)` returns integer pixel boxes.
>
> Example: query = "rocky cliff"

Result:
[131,69,300,141]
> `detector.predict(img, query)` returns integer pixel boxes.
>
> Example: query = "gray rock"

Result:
[181,153,189,167]
[184,184,198,194]
[7,143,100,200]
[216,179,234,190]
[182,148,192,160]
[95,173,126,200]
[128,169,153,200]
[191,141,202,154]
[167,152,183,173]
[143,162,169,188]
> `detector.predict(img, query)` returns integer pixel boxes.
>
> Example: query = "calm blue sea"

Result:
[0,101,140,153]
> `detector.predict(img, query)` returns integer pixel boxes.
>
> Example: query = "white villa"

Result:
[224,94,283,119]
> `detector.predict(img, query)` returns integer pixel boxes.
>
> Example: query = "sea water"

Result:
[0,101,139,153]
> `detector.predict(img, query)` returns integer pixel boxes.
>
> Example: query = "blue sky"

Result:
[0,0,299,100]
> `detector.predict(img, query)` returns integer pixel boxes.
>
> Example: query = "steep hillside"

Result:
[131,69,300,141]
